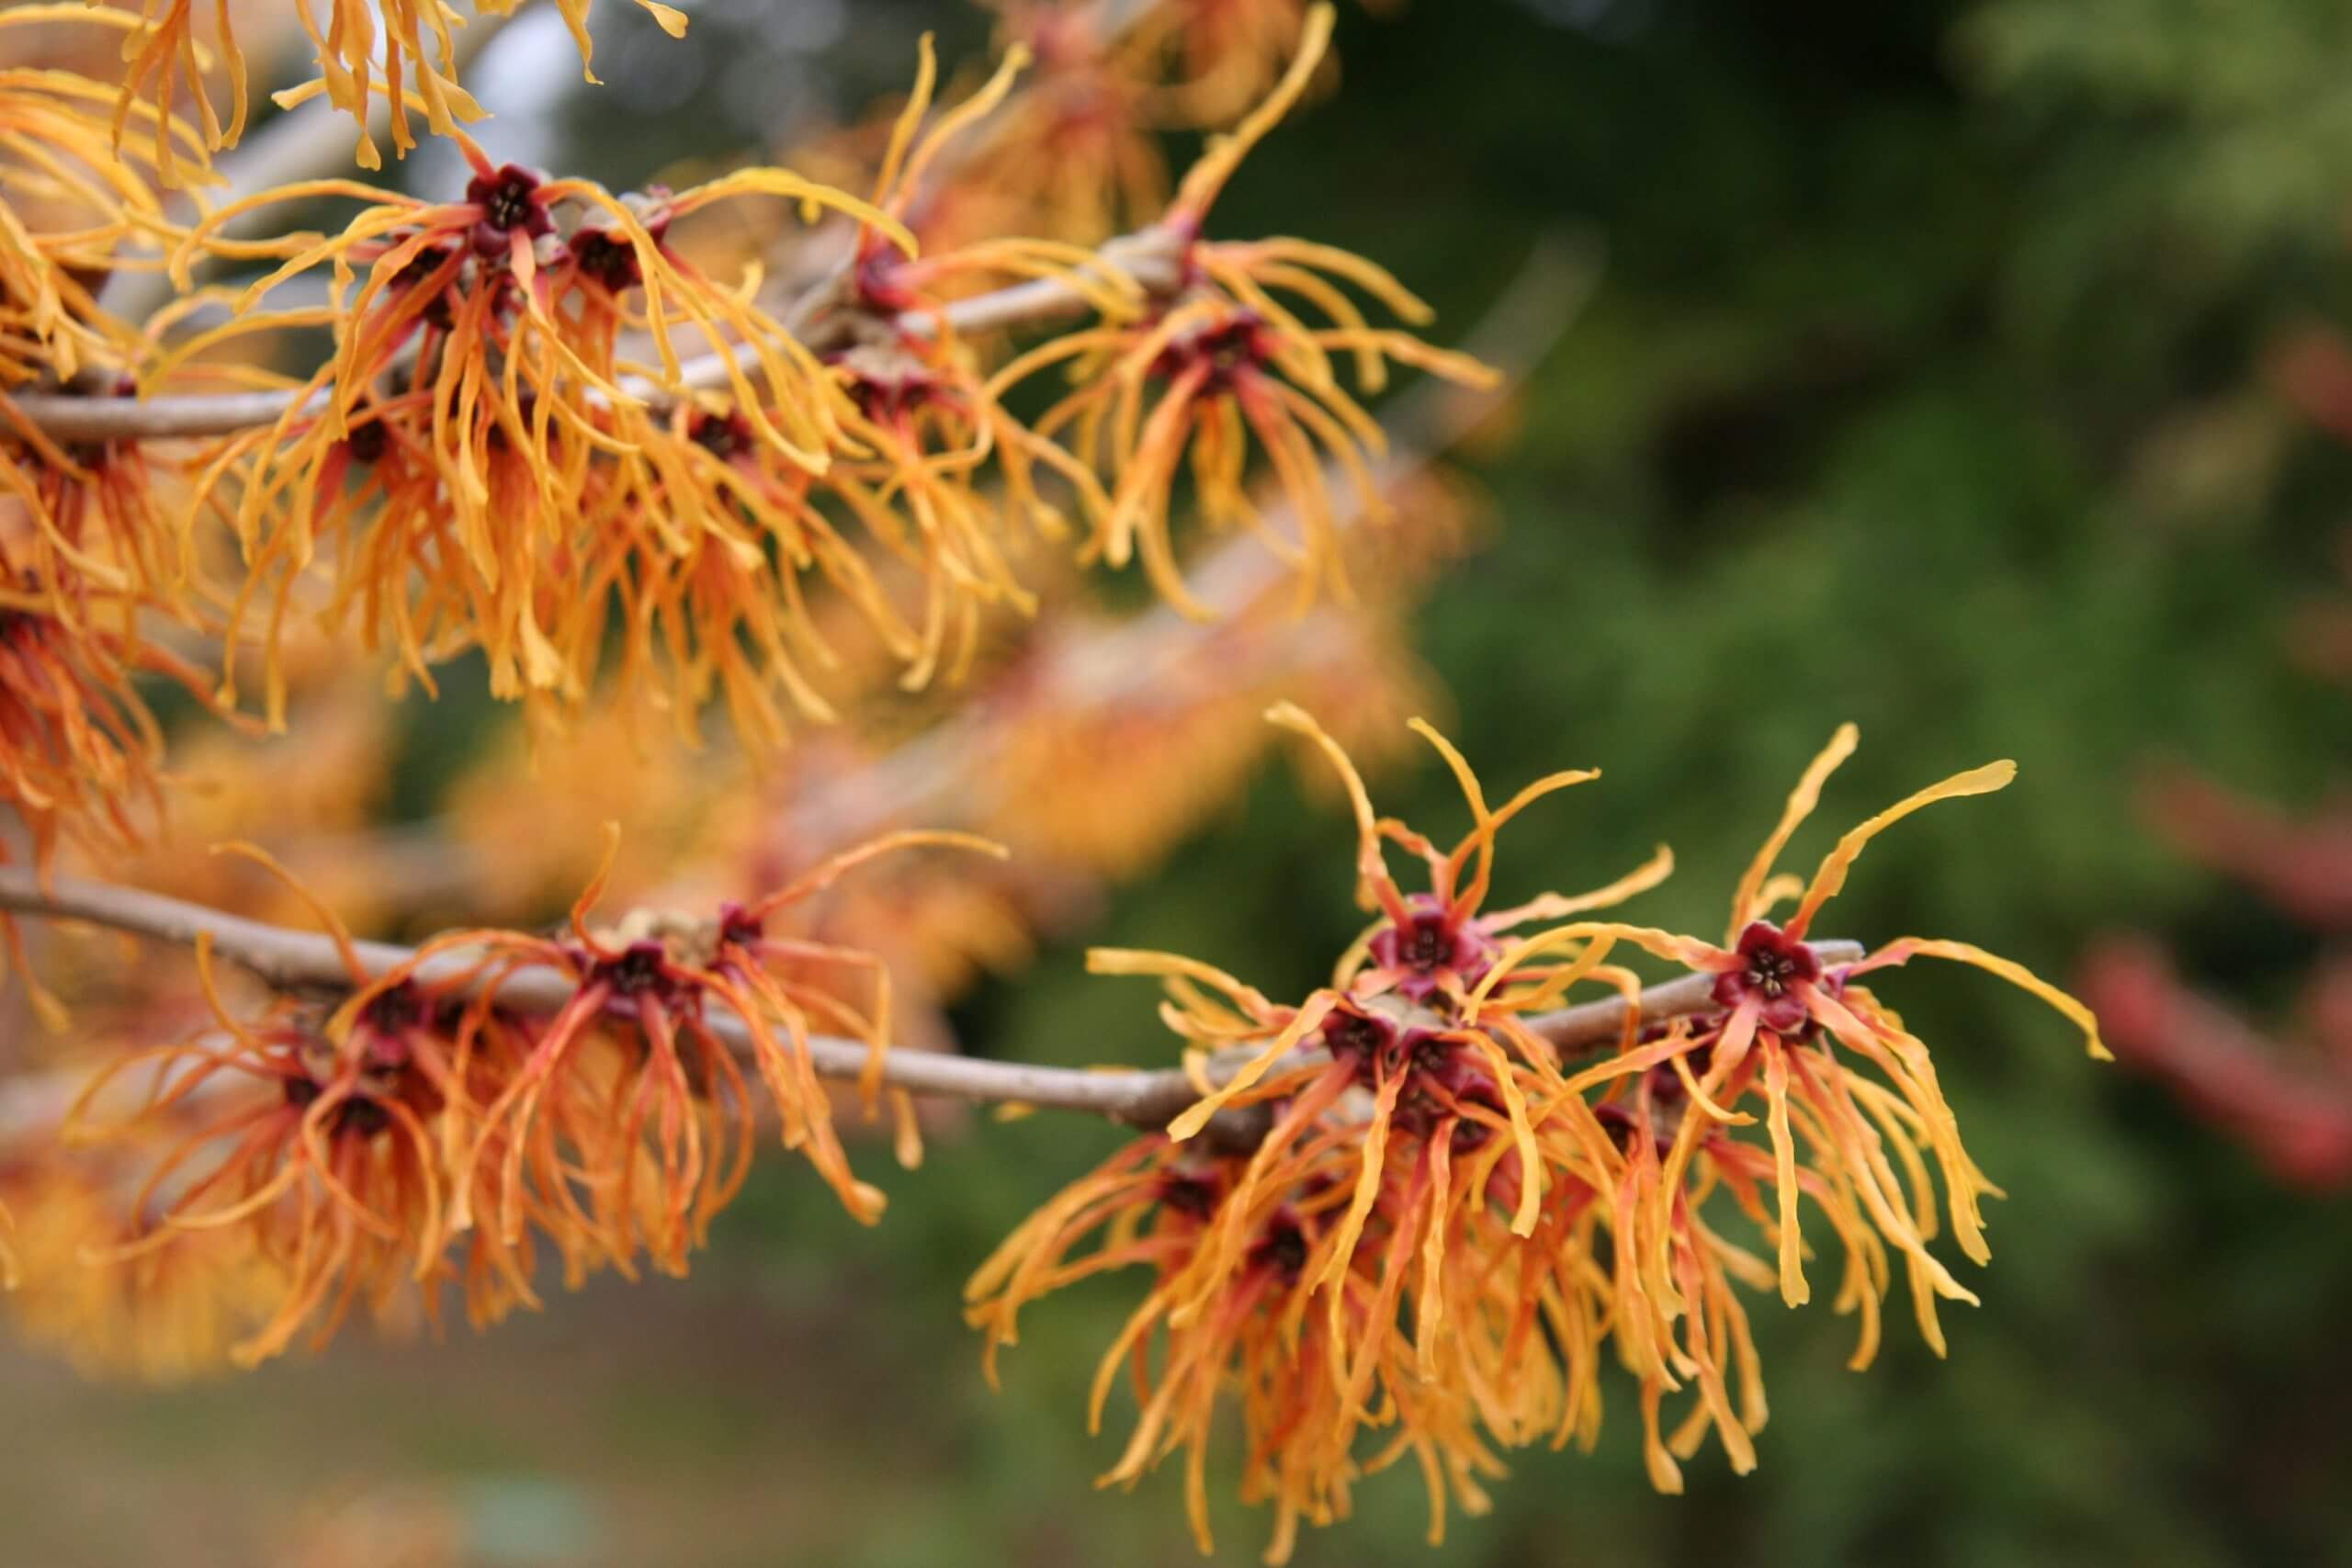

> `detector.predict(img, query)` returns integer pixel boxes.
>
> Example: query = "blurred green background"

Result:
[9,0,2352,1562]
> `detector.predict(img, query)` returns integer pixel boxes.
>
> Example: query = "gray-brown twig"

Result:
[11,228,1185,444]
[0,864,1858,1128]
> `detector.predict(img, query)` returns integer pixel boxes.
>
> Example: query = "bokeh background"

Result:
[6,0,2351,1562]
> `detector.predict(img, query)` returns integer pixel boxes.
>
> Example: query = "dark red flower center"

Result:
[344,416,389,466]
[1594,1100,1655,1155]
[470,165,548,231]
[361,986,421,1036]
[1151,310,1272,389]
[598,940,674,997]
[571,228,642,291]
[466,164,553,257]
[1451,1102,1500,1154]
[1367,896,1498,1003]
[1155,1171,1221,1220]
[1249,1213,1309,1282]
[690,412,755,462]
[1323,1002,1395,1065]
[394,244,450,285]
[849,367,944,423]
[1711,920,1823,1035]
[281,1073,395,1139]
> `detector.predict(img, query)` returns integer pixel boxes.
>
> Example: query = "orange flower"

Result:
[51,826,993,1365]
[978,710,2108,1546]
[965,4,1170,246]
[0,561,239,1017]
[981,705,1664,1556]
[0,389,198,608]
[994,8,1498,615]
[393,826,1001,1270]
[1470,727,2108,1484]
[1500,729,2104,1317]
[64,933,456,1369]
[783,36,1148,688]
[113,0,688,175]
[969,1133,1506,1561]
[0,1146,282,1382]
[171,136,912,732]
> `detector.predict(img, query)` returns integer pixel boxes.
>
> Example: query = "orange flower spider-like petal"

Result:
[760,38,1150,692]
[428,824,1002,1259]
[1133,0,1332,128]
[112,0,687,175]
[989,10,1498,617]
[840,32,1148,322]
[171,139,916,735]
[62,908,456,1370]
[968,1131,1507,1562]
[0,1149,287,1380]
[981,712,2109,1542]
[0,6,209,378]
[957,4,1172,247]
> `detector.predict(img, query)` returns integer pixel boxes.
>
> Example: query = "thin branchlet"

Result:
[0,862,1850,1129]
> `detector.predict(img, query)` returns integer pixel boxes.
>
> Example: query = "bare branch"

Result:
[0,864,1856,1128]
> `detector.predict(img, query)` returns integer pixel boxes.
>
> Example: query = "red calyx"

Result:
[1149,310,1272,390]
[1155,1170,1223,1221]
[466,164,555,257]
[689,412,756,463]
[1247,1211,1310,1283]
[571,228,643,291]
[1711,920,1822,1035]
[1368,895,1499,1003]
[854,244,919,313]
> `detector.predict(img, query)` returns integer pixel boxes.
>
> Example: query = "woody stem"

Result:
[10,228,1187,444]
[0,864,1858,1128]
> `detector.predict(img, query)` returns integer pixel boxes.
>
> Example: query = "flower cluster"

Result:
[0,6,198,385]
[114,5,1487,747]
[990,7,1498,616]
[0,9,245,900]
[969,707,2105,1559]
[108,0,689,177]
[46,830,993,1371]
[164,133,918,736]
[0,1142,283,1382]
[945,0,1340,247]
